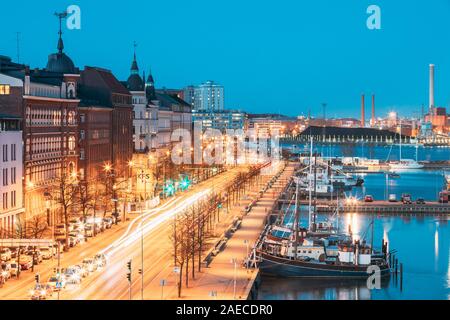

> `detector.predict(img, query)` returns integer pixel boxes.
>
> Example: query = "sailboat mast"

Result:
[399,119,402,161]
[294,177,299,260]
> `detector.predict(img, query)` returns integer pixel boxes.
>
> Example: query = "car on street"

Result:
[364,195,374,203]
[26,250,43,264]
[64,266,82,284]
[0,248,12,261]
[47,274,66,291]
[416,198,426,205]
[1,263,11,280]
[103,217,113,229]
[94,254,107,267]
[84,224,94,237]
[388,194,397,202]
[9,261,19,277]
[74,264,89,278]
[82,258,98,273]
[30,283,53,300]
[39,247,53,260]
[19,256,33,270]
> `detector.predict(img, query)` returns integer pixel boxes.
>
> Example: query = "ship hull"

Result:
[259,252,391,279]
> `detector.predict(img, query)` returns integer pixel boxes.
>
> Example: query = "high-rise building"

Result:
[192,81,224,112]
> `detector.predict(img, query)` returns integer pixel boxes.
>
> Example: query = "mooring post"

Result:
[400,263,403,292]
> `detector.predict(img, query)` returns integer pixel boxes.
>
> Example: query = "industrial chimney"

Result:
[361,94,365,128]
[429,64,435,116]
[371,94,375,127]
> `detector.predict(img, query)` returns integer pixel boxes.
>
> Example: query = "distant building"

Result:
[192,110,247,132]
[192,81,224,112]
[0,115,23,236]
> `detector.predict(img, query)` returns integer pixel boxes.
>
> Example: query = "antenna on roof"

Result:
[16,32,21,63]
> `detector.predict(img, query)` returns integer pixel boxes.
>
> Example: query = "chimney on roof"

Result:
[361,94,365,128]
[371,94,375,127]
[429,64,435,116]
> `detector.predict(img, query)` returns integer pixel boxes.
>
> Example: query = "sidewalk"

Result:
[159,162,295,300]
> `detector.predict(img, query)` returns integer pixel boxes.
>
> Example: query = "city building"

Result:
[0,30,80,223]
[192,109,247,132]
[79,66,133,181]
[192,80,224,112]
[0,115,23,237]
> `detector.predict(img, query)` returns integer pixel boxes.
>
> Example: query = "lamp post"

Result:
[231,258,237,299]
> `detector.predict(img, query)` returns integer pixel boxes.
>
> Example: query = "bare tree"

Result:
[51,172,78,251]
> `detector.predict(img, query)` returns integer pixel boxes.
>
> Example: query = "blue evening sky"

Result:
[1,0,449,118]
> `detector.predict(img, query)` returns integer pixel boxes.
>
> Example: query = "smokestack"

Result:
[371,94,375,127]
[361,94,365,128]
[429,64,435,115]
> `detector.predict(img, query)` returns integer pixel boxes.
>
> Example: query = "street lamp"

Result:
[231,258,237,299]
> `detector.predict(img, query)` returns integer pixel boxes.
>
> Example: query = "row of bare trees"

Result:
[170,165,263,297]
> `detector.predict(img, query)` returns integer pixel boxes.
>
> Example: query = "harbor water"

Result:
[257,144,450,300]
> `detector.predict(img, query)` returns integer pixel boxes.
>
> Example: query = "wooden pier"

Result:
[294,200,450,215]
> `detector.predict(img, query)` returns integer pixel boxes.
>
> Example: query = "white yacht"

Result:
[389,159,424,170]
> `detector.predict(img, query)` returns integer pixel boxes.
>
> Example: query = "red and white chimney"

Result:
[361,94,365,128]
[371,94,375,127]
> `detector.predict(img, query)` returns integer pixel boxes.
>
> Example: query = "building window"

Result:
[80,114,86,123]
[2,193,7,210]
[11,144,16,161]
[0,85,10,95]
[11,191,16,208]
[80,149,85,160]
[2,168,7,186]
[2,144,8,162]
[80,130,85,140]
[11,167,16,184]
[68,136,76,151]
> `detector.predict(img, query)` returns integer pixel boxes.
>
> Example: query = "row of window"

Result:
[2,144,17,162]
[0,84,10,95]
[2,191,17,210]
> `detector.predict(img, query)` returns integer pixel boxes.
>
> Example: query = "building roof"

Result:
[80,67,130,107]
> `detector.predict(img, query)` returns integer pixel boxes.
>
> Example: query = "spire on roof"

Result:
[130,41,139,73]
[54,11,68,54]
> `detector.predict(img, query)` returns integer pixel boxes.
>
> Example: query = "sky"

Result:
[1,0,450,118]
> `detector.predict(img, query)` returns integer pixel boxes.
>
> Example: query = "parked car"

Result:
[388,194,397,202]
[401,193,413,204]
[0,248,12,261]
[68,236,78,248]
[26,250,43,264]
[82,258,98,272]
[9,261,19,277]
[10,248,19,259]
[364,195,374,203]
[1,263,11,280]
[84,225,94,237]
[416,198,426,205]
[19,257,33,270]
[40,247,53,260]
[103,217,113,229]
